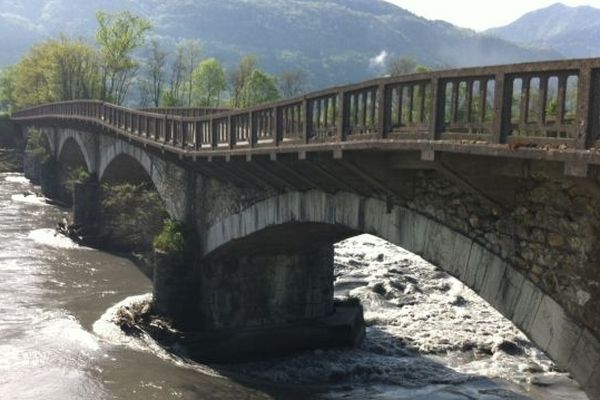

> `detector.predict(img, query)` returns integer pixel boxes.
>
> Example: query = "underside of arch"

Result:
[57,133,94,173]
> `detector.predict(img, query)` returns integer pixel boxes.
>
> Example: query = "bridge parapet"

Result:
[11,58,600,164]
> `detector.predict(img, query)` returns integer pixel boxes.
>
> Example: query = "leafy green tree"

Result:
[0,66,17,113]
[240,69,280,107]
[96,11,152,104]
[13,38,101,108]
[52,37,101,101]
[160,90,181,107]
[192,58,226,107]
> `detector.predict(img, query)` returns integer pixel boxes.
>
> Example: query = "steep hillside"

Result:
[487,2,600,58]
[0,0,559,87]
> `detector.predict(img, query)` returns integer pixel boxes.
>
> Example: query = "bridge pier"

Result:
[153,244,364,361]
[72,180,98,232]
[39,158,58,199]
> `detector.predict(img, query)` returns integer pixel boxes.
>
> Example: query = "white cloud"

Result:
[369,50,388,69]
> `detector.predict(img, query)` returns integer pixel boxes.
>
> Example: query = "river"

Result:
[0,172,589,400]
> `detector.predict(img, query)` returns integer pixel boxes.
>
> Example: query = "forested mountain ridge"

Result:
[487,3,600,58]
[0,0,559,87]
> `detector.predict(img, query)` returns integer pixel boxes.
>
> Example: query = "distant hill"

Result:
[0,0,559,87]
[487,2,600,58]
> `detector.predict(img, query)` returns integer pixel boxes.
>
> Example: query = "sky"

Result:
[386,0,600,30]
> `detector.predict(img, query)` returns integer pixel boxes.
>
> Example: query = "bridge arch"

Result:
[204,190,595,391]
[98,138,189,221]
[56,130,95,173]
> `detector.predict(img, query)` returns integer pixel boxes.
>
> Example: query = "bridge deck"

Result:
[12,58,600,174]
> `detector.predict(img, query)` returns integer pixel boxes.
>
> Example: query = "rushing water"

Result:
[0,172,589,400]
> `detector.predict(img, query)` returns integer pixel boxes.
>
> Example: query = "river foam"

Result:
[28,228,90,250]
[4,175,31,184]
[12,193,49,206]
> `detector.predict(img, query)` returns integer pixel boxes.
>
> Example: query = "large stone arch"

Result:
[98,136,191,221]
[204,190,599,396]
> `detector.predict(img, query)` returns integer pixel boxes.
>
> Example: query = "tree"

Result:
[96,11,152,104]
[240,69,280,107]
[386,56,428,77]
[192,58,226,107]
[279,69,309,98]
[167,44,186,106]
[228,55,258,108]
[166,39,202,107]
[0,66,17,112]
[12,38,101,108]
[181,39,202,107]
[52,37,101,101]
[141,39,168,107]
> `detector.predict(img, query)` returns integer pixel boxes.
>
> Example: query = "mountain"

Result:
[487,2,600,58]
[0,0,560,88]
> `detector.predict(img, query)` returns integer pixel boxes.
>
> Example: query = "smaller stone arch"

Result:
[98,139,152,183]
[98,138,190,221]
[56,130,96,173]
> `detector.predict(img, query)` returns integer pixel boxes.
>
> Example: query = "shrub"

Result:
[153,219,187,254]
[66,166,93,190]
[25,128,50,162]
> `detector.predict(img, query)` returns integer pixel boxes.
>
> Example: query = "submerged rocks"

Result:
[492,340,525,357]
[113,298,176,344]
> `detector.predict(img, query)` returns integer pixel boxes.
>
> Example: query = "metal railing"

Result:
[12,58,600,153]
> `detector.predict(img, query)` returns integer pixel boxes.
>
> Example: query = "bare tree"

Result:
[279,69,309,98]
[181,39,202,107]
[228,55,257,108]
[142,39,168,107]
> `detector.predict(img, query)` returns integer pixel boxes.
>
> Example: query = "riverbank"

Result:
[0,148,23,173]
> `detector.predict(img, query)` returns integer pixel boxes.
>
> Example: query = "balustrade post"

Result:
[337,90,347,141]
[211,118,217,148]
[491,73,508,144]
[249,111,255,148]
[163,115,168,144]
[376,84,387,139]
[429,77,442,140]
[273,107,281,146]
[181,119,188,149]
[227,115,234,148]
[303,98,312,144]
[194,121,201,151]
[576,63,593,149]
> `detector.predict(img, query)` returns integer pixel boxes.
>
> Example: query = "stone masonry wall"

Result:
[406,170,600,342]
[197,246,335,330]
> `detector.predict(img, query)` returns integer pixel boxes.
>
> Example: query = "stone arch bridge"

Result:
[13,59,600,398]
